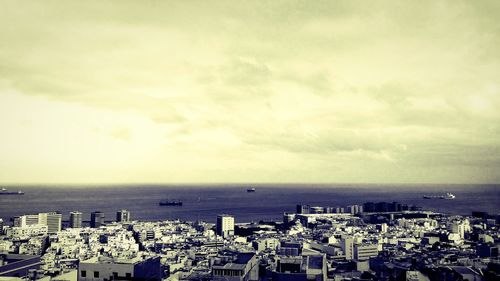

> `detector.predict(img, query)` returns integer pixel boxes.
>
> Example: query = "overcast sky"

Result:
[1,1,499,184]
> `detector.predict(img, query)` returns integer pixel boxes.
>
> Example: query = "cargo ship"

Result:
[159,200,183,206]
[0,188,24,195]
[423,193,455,200]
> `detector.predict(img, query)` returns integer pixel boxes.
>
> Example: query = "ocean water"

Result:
[0,184,499,224]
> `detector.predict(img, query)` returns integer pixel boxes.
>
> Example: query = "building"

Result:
[363,201,405,213]
[116,210,130,223]
[13,212,61,233]
[78,256,161,281]
[353,244,379,260]
[310,207,324,214]
[296,205,310,214]
[340,237,354,260]
[5,225,48,238]
[448,220,466,239]
[476,243,499,258]
[376,223,388,233]
[283,213,295,227]
[90,211,105,228]
[216,214,234,238]
[333,207,345,214]
[347,205,363,215]
[211,252,258,281]
[42,213,62,233]
[70,211,83,228]
[272,251,327,281]
[279,241,302,256]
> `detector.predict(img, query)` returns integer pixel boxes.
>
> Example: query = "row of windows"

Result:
[213,269,243,277]
[80,270,131,279]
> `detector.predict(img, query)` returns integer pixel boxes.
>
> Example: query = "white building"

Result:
[14,212,61,233]
[78,256,161,281]
[70,211,83,228]
[216,214,235,238]
[353,243,379,260]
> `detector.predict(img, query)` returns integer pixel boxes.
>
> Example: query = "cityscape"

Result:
[0,198,499,281]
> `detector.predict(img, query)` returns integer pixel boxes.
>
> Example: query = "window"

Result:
[113,272,118,278]
[81,270,87,277]
[94,271,100,278]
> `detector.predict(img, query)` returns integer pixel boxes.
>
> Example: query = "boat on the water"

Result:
[0,188,24,195]
[247,188,256,193]
[423,192,455,200]
[159,199,183,206]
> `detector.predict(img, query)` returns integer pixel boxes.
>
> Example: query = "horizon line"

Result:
[1,182,499,187]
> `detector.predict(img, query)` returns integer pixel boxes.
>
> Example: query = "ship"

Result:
[247,188,256,193]
[423,192,455,200]
[0,188,24,195]
[159,199,183,206]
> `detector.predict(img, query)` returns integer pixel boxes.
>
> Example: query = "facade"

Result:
[296,204,310,214]
[70,211,83,228]
[347,205,363,215]
[216,214,234,238]
[78,256,161,281]
[116,210,131,223]
[448,220,467,239]
[90,211,105,228]
[353,244,379,260]
[5,225,48,238]
[272,252,327,281]
[45,213,62,233]
[283,213,295,227]
[13,212,61,233]
[340,237,354,260]
[211,252,258,281]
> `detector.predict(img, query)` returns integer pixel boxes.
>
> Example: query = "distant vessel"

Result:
[247,188,256,193]
[0,188,24,195]
[159,199,183,206]
[423,193,455,200]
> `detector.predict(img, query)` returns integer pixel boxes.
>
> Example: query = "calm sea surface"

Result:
[0,184,498,224]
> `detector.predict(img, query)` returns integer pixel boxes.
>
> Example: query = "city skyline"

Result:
[1,1,500,184]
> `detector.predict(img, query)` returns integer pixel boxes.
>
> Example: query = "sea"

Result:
[0,184,499,225]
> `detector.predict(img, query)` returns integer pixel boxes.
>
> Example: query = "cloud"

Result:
[0,0,499,183]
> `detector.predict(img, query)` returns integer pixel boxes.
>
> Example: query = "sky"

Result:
[0,0,499,184]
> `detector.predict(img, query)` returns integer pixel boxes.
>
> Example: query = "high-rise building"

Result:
[70,211,83,228]
[347,205,363,215]
[13,212,61,233]
[296,204,310,214]
[333,207,345,214]
[283,213,295,227]
[341,237,354,260]
[45,213,62,233]
[216,214,234,238]
[116,209,130,222]
[90,211,105,228]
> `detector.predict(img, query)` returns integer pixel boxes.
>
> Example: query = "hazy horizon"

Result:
[2,182,499,188]
[1,1,500,184]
